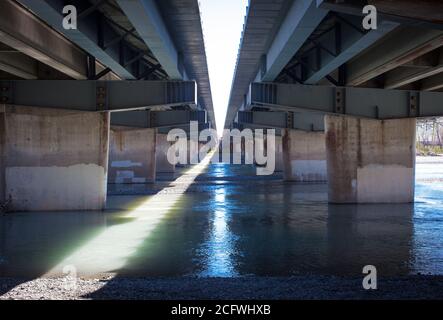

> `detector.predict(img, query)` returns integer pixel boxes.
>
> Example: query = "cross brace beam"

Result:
[0,80,197,112]
[111,110,206,128]
[248,82,443,119]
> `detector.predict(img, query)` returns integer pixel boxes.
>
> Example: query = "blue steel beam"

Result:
[0,80,197,112]
[17,0,163,80]
[0,0,88,79]
[316,0,443,30]
[346,28,443,86]
[237,111,287,128]
[116,0,184,80]
[236,111,325,131]
[247,82,443,119]
[111,110,206,128]
[303,17,399,84]
[261,0,328,82]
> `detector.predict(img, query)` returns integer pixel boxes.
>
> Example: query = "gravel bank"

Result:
[1,275,443,300]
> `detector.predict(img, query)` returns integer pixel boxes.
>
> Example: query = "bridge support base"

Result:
[325,115,416,203]
[156,133,175,173]
[0,106,109,211]
[108,126,156,184]
[282,129,327,182]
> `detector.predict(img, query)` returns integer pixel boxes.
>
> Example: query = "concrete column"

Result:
[0,105,109,211]
[274,136,283,172]
[232,137,242,164]
[325,115,416,203]
[108,126,156,184]
[282,129,327,182]
[198,141,206,162]
[220,137,231,163]
[156,133,175,173]
[187,139,199,165]
[256,134,283,171]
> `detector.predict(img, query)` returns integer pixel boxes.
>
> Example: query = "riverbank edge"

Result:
[1,275,442,300]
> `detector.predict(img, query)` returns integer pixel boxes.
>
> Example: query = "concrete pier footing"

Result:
[282,129,327,182]
[108,126,156,184]
[156,133,175,173]
[0,106,109,211]
[325,115,416,203]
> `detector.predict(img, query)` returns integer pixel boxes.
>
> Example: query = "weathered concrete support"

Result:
[325,115,416,203]
[108,126,156,184]
[0,105,109,211]
[256,134,283,172]
[282,129,327,182]
[156,133,175,173]
[274,136,283,172]
[232,137,243,164]
[187,139,199,165]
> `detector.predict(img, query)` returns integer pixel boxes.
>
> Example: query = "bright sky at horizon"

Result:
[199,0,249,136]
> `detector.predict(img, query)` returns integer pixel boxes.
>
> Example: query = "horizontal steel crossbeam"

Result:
[236,110,325,131]
[0,80,197,112]
[248,82,443,119]
[237,111,287,128]
[111,110,206,129]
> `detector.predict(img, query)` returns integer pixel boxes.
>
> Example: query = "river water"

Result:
[0,156,442,278]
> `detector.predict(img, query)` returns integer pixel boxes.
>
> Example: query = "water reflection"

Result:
[327,204,413,276]
[0,211,107,277]
[197,186,239,277]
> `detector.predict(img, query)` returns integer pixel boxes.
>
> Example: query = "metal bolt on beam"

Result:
[96,85,107,111]
[149,111,156,128]
[409,92,420,117]
[334,88,345,114]
[286,112,294,129]
[0,84,10,103]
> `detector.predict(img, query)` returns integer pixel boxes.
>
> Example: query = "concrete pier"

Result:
[282,129,327,182]
[232,136,244,164]
[325,115,416,203]
[187,139,199,165]
[156,133,175,173]
[108,126,156,184]
[0,106,109,211]
[274,136,283,172]
[256,134,283,171]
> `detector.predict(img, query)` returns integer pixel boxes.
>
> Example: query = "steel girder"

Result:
[17,0,167,80]
[248,82,443,119]
[111,110,206,129]
[0,80,196,112]
[236,110,325,131]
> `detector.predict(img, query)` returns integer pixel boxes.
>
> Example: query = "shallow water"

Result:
[1,158,443,278]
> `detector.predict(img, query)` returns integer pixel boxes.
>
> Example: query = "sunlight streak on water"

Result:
[42,153,214,276]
